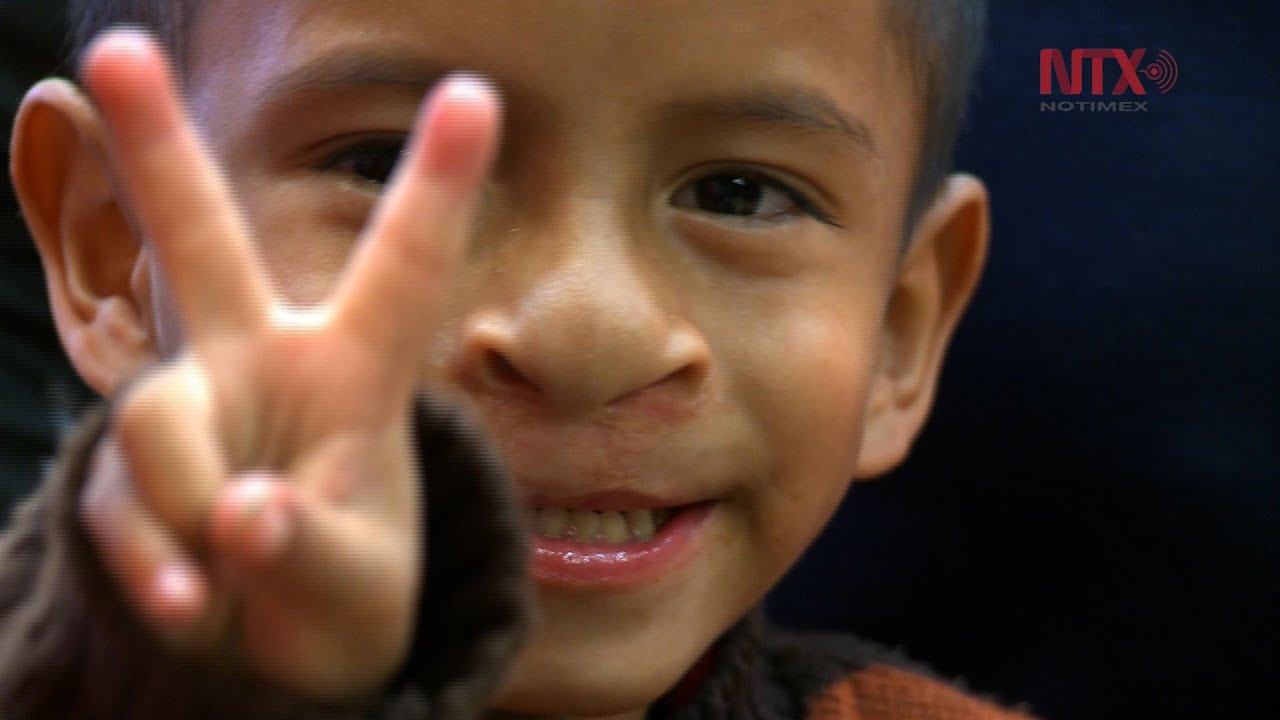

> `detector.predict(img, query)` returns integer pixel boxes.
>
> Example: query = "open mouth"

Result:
[528,507,677,544]
[526,502,715,590]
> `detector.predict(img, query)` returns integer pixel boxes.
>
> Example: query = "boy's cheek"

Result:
[731,316,876,459]
[743,471,854,568]
[731,336,874,559]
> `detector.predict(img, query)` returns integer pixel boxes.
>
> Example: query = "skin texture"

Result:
[10,1,989,718]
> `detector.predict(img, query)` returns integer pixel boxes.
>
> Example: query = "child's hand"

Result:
[74,30,500,700]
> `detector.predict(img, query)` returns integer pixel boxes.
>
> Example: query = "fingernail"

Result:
[229,476,273,515]
[419,74,500,180]
[155,564,198,605]
[87,27,156,61]
[254,504,291,560]
[439,74,497,106]
[227,476,291,561]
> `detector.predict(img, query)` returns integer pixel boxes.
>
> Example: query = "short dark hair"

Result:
[886,1,988,238]
[67,0,196,76]
[67,0,986,236]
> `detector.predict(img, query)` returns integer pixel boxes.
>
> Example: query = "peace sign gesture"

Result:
[74,29,501,700]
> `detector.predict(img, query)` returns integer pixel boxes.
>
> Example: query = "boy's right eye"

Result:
[319,135,409,187]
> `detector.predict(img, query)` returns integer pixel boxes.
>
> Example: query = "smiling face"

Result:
[24,0,988,717]
[181,0,918,715]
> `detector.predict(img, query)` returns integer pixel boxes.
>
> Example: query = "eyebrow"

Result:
[254,52,879,159]
[663,89,880,159]
[254,52,453,106]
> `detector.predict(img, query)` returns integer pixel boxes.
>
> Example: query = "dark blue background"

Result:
[3,1,1277,718]
[769,2,1280,718]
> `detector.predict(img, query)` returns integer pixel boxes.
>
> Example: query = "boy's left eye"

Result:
[319,136,408,186]
[670,172,836,226]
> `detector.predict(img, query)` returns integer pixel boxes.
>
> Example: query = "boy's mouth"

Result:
[528,507,676,544]
[522,499,717,590]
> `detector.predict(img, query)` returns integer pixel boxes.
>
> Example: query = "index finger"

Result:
[329,75,501,391]
[81,29,271,343]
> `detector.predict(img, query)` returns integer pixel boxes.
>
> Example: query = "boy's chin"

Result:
[490,609,719,718]
[488,666,670,717]
[491,680,658,719]
[487,511,769,717]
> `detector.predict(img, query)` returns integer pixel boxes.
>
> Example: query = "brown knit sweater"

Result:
[0,399,1037,720]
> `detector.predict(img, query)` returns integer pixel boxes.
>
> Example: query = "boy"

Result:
[0,1,1025,718]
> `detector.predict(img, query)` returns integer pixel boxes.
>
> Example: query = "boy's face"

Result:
[20,0,988,717]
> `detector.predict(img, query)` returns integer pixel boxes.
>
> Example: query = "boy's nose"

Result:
[453,245,711,419]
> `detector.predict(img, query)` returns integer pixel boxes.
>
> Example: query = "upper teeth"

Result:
[531,507,672,544]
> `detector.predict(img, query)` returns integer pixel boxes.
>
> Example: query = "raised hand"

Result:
[74,29,501,700]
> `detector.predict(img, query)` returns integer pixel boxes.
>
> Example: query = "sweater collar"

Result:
[649,608,787,720]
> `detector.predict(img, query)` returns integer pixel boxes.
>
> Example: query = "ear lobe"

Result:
[855,173,989,479]
[11,78,156,397]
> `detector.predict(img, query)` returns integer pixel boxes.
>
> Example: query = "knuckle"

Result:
[112,371,172,440]
[112,361,208,446]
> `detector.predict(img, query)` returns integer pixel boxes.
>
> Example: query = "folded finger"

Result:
[112,360,226,547]
[209,475,421,696]
[211,473,417,615]
[80,29,270,344]
[80,436,209,631]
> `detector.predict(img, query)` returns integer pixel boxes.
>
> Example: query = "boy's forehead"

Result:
[193,0,890,59]
[188,0,915,183]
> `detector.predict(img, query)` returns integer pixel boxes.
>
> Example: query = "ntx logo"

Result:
[1039,48,1179,113]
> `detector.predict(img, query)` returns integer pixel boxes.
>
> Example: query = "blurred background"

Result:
[2,1,1277,718]
[1,1,87,507]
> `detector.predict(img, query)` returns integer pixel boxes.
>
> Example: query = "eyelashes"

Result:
[318,135,840,227]
[318,135,408,187]
[669,171,839,227]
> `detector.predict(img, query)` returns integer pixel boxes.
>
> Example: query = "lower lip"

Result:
[530,502,715,590]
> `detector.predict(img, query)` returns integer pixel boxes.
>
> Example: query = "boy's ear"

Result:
[855,173,989,479]
[10,78,157,398]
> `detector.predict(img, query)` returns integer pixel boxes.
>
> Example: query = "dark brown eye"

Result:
[671,171,836,225]
[322,137,408,186]
[675,174,793,218]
